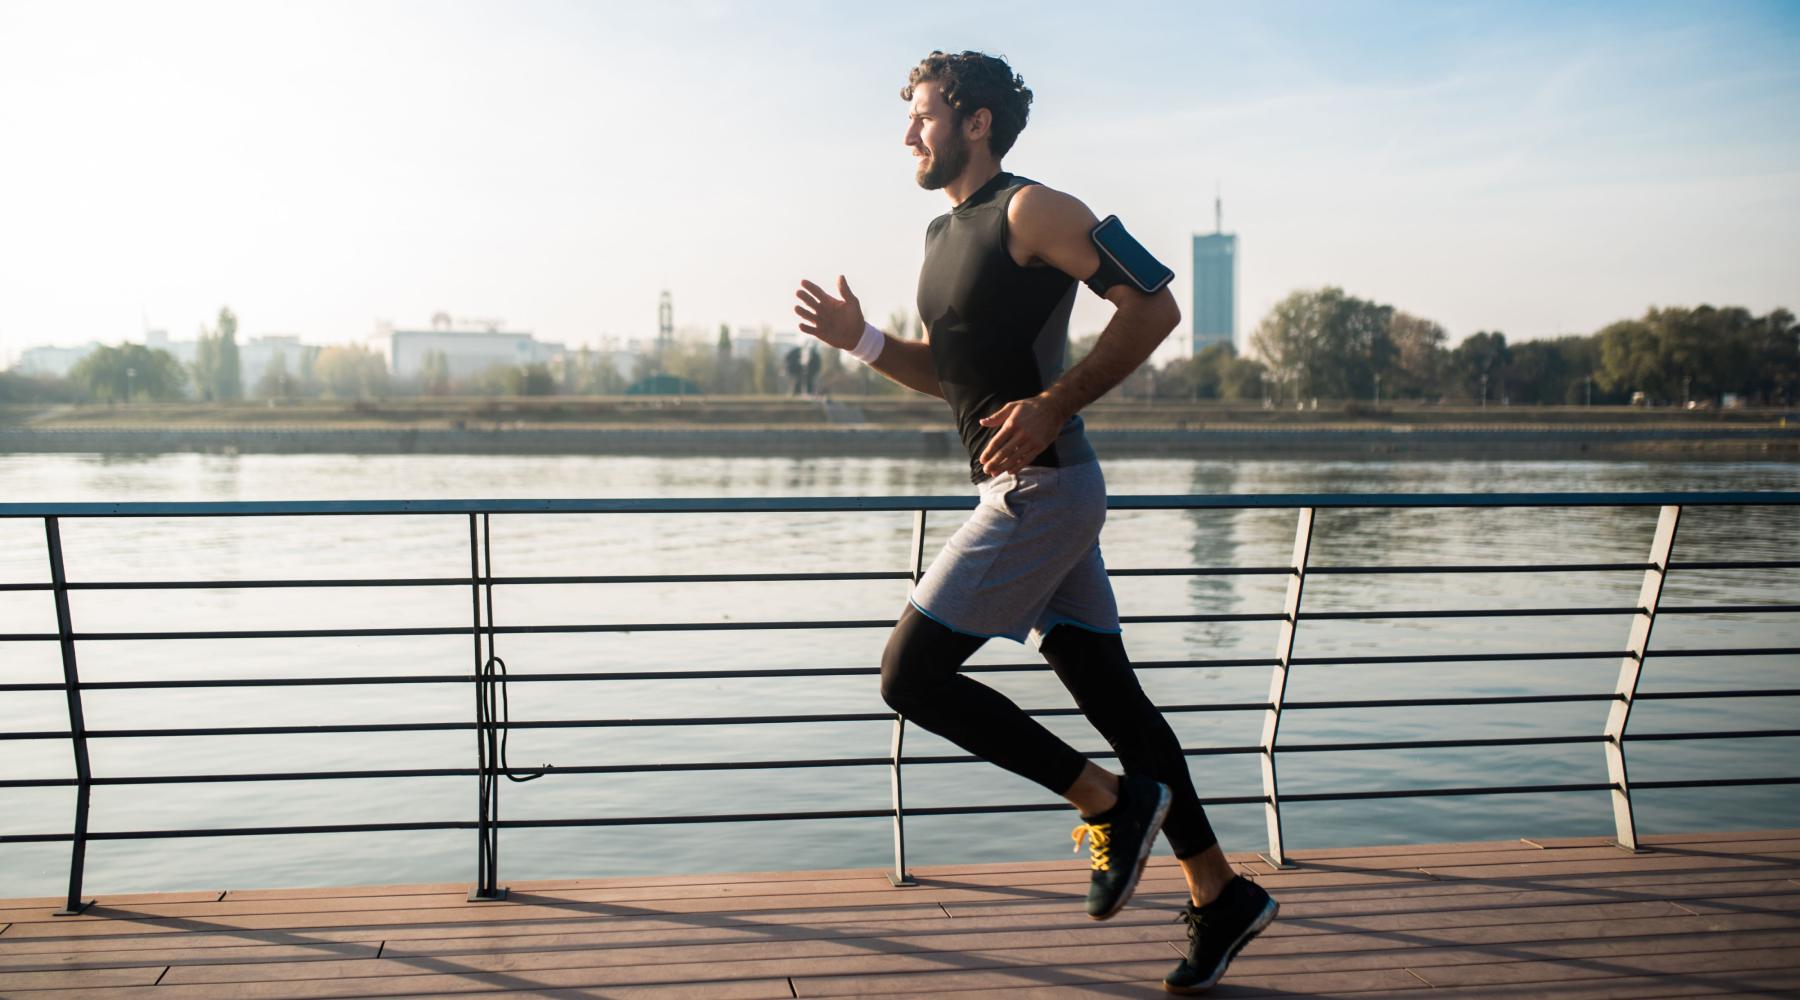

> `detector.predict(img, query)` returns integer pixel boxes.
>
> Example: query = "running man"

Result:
[793,51,1276,993]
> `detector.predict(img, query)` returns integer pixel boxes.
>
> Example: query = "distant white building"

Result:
[240,335,313,386]
[143,330,196,368]
[12,329,316,391]
[383,314,565,379]
[729,326,801,361]
[14,342,102,377]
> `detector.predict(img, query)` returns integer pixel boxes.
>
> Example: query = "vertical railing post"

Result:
[1260,507,1314,868]
[467,513,507,901]
[1606,504,1680,853]
[887,508,928,887]
[45,517,95,916]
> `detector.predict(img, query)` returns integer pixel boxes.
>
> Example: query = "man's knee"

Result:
[879,612,928,713]
[880,604,972,714]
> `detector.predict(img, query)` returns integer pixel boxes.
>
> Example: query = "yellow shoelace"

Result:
[1071,822,1113,872]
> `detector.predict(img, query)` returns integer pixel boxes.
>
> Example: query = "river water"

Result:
[1,452,1795,897]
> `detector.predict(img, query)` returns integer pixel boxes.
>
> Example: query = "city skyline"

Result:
[2,0,1796,366]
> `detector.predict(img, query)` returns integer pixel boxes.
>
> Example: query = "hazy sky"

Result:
[2,0,1796,365]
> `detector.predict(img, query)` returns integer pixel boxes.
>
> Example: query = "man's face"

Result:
[906,81,969,191]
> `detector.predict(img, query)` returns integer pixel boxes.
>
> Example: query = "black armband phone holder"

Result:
[1084,215,1175,297]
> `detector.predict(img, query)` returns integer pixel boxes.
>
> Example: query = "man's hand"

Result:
[794,276,865,350]
[976,395,1065,477]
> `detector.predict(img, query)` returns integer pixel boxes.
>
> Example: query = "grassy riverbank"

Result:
[2,399,1794,460]
[4,396,1792,430]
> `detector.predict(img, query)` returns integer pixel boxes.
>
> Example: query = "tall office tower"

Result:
[1191,190,1237,355]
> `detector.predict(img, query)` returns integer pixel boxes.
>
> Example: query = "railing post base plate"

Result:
[53,900,94,916]
[1257,853,1298,870]
[886,872,919,888]
[1613,842,1652,855]
[467,886,510,902]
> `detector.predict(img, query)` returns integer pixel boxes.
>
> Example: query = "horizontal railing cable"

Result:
[23,644,1798,693]
[12,727,1799,791]
[4,490,1796,519]
[12,774,1800,846]
[11,605,1796,645]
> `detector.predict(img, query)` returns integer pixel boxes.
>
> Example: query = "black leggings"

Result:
[880,603,1217,858]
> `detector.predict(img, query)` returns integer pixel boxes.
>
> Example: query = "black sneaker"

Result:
[1070,774,1171,920]
[1163,874,1279,994]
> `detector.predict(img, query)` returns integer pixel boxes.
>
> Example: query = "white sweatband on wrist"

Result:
[848,322,886,364]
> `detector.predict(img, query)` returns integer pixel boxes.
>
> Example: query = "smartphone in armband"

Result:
[1089,215,1174,295]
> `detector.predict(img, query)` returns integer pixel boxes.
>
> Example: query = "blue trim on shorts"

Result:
[1036,615,1123,637]
[908,598,1027,643]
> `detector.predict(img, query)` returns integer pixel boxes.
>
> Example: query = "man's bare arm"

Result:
[972,186,1180,477]
[794,276,943,399]
[866,331,942,398]
[1041,284,1179,418]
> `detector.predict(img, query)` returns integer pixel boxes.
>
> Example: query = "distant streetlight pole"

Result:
[1373,373,1381,408]
[125,366,136,403]
[1480,373,1488,410]
[1683,375,1692,407]
[1585,376,1592,407]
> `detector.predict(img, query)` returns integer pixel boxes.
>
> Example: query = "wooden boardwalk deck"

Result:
[1,829,1795,998]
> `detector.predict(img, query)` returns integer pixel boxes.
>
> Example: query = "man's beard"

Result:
[915,130,970,190]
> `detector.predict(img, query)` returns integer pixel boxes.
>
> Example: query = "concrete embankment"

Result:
[2,424,1795,459]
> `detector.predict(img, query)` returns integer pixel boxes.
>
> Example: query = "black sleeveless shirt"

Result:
[916,171,1096,483]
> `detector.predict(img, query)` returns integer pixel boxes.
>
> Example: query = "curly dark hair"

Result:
[901,51,1033,159]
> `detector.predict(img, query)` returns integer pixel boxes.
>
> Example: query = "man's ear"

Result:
[964,107,992,143]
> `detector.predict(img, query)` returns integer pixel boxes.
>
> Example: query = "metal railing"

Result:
[1,492,1796,913]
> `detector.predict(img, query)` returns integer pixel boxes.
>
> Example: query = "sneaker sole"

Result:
[1162,894,1280,994]
[1088,782,1172,921]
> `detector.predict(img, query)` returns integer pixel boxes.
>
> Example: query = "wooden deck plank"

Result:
[6,888,1780,970]
[7,839,1785,928]
[0,941,384,974]
[9,871,1790,953]
[848,981,1800,1000]
[1421,850,1800,881]
[794,963,1426,997]
[1675,891,1800,914]
[0,963,166,990]
[1412,943,1800,987]
[153,939,1184,987]
[0,976,799,999]
[71,943,1192,997]
[0,890,222,911]
[1226,973,1800,1000]
[1,829,1794,996]
[141,912,1800,986]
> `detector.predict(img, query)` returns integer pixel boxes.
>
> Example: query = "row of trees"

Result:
[9,296,1795,406]
[53,315,392,404]
[1152,291,1795,406]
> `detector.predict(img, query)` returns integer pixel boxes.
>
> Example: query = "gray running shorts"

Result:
[909,459,1121,646]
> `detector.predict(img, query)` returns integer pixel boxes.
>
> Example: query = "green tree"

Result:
[1158,342,1240,399]
[504,363,557,396]
[254,352,296,399]
[1449,331,1509,404]
[714,324,739,394]
[214,308,242,401]
[0,371,85,403]
[1251,287,1394,401]
[751,332,777,395]
[70,343,188,402]
[1744,308,1799,405]
[419,350,451,396]
[313,345,390,399]
[189,307,244,401]
[1387,311,1448,399]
